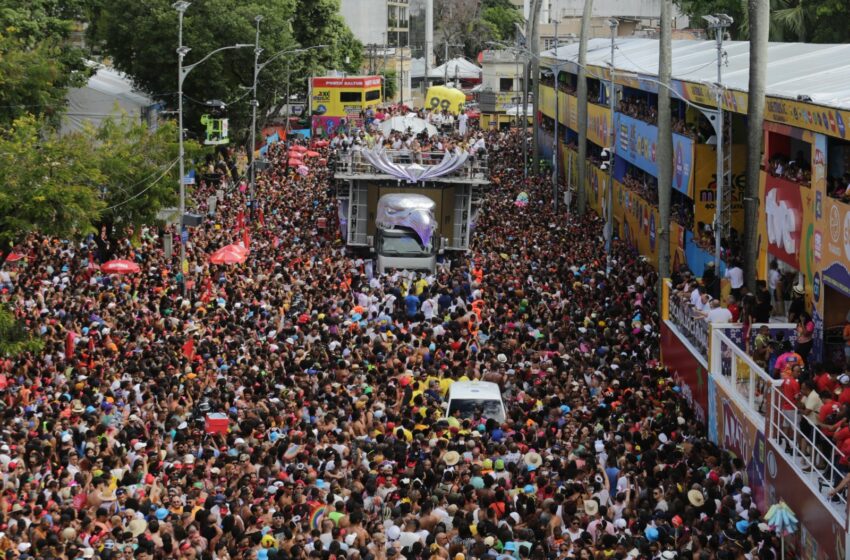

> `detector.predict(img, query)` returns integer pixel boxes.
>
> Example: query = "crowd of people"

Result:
[0,111,798,560]
[766,153,811,188]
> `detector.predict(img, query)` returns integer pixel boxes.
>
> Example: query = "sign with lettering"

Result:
[614,113,694,196]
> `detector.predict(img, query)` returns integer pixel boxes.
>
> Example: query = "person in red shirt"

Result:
[779,367,801,451]
[814,370,838,395]
[725,295,741,323]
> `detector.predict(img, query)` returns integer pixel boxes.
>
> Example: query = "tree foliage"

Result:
[435,0,521,61]
[0,306,43,357]
[676,0,850,42]
[88,0,361,142]
[0,115,104,261]
[0,0,91,128]
[91,118,203,258]
[481,0,524,42]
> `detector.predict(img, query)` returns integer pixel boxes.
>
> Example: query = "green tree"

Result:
[481,0,523,42]
[0,306,43,357]
[91,118,202,259]
[0,1,91,128]
[676,0,850,42]
[291,0,363,78]
[0,115,104,265]
[381,69,398,100]
[88,0,361,142]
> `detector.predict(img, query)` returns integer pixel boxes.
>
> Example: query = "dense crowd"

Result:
[0,118,792,560]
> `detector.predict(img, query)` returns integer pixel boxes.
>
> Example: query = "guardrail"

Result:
[710,327,779,417]
[335,150,489,180]
[767,380,849,518]
[667,287,710,358]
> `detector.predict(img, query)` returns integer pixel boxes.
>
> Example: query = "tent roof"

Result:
[542,38,850,110]
[429,57,482,80]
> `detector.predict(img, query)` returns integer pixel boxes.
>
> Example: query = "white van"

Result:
[445,381,507,423]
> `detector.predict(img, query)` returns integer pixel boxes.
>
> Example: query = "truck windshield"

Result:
[378,230,432,256]
[447,399,505,423]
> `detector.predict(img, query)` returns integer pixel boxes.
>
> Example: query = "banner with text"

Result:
[614,113,694,196]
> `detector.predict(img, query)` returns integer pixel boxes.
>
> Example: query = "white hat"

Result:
[741,486,752,495]
[614,518,627,529]
[496,353,508,364]
[82,548,95,559]
[387,525,401,541]
[839,374,850,385]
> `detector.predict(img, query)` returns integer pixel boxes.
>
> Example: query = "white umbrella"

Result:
[379,116,438,137]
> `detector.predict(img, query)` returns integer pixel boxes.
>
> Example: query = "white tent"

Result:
[428,58,482,80]
[61,62,156,135]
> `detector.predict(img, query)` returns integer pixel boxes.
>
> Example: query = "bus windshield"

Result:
[377,229,433,256]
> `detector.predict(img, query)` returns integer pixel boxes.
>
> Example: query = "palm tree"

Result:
[575,0,593,216]
[657,0,673,306]
[744,0,769,291]
[772,0,812,41]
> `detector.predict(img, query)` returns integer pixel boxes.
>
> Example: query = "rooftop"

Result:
[542,38,850,110]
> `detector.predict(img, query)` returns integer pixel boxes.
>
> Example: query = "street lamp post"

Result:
[246,35,328,211]
[552,19,559,213]
[703,13,733,272]
[605,18,618,275]
[174,0,252,293]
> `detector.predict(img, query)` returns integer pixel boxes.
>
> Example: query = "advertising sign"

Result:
[660,322,708,425]
[693,144,747,233]
[614,113,694,196]
[764,175,806,270]
[763,439,847,560]
[709,376,767,511]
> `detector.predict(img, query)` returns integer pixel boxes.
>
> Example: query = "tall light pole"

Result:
[250,15,263,218]
[552,19,560,213]
[703,13,733,272]
[248,39,329,171]
[174,0,252,292]
[605,18,618,275]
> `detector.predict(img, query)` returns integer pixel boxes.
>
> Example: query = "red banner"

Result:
[311,76,381,89]
[765,175,804,269]
[661,322,708,425]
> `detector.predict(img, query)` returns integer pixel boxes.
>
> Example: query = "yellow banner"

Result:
[539,87,608,146]
[692,144,747,235]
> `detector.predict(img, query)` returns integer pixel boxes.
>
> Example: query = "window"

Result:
[340,91,362,103]
[499,78,513,92]
[365,90,381,101]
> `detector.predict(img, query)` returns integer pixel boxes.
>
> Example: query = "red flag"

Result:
[242,228,250,250]
[88,336,95,352]
[258,207,264,226]
[236,210,245,232]
[272,236,281,249]
[65,332,77,361]
[182,338,195,361]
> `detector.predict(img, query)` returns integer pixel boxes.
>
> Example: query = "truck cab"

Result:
[374,193,438,274]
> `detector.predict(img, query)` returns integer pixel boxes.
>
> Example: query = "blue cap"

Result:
[560,405,571,413]
[155,508,169,520]
[644,527,659,542]
[523,484,534,494]
[85,406,96,414]
[736,520,750,533]
[503,542,517,552]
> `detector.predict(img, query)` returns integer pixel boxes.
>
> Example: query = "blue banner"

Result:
[614,113,694,196]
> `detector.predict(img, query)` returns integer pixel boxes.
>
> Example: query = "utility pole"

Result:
[575,0,594,214]
[657,0,673,308]
[529,0,543,174]
[552,18,559,213]
[605,18,617,275]
[249,15,262,219]
[704,14,732,272]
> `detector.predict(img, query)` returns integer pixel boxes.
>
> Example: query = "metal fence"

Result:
[335,150,489,180]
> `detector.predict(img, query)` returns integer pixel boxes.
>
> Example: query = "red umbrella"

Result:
[314,140,329,148]
[305,150,321,158]
[288,158,303,167]
[288,151,303,160]
[291,145,308,153]
[5,252,25,263]
[100,259,141,274]
[209,244,248,265]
